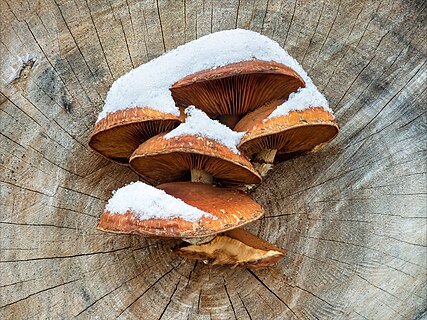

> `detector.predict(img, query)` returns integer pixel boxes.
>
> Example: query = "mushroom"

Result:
[173,228,286,269]
[129,107,261,185]
[89,107,183,164]
[170,60,305,128]
[235,85,339,177]
[97,181,264,238]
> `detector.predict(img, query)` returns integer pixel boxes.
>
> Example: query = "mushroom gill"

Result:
[174,228,286,269]
[89,107,183,164]
[130,133,261,185]
[170,60,305,127]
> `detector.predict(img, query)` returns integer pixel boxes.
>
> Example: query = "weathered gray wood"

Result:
[0,0,426,319]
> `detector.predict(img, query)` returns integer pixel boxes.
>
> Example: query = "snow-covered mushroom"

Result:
[97,181,264,238]
[170,60,305,128]
[235,85,339,176]
[173,228,286,269]
[89,107,183,164]
[129,107,261,185]
[93,29,311,134]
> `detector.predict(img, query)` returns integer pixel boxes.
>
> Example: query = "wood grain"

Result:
[1,0,426,319]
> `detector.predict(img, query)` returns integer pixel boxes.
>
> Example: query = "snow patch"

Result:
[105,181,214,222]
[98,29,311,122]
[165,107,244,154]
[267,83,333,119]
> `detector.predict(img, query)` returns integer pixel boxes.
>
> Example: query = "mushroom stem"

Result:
[191,169,213,184]
[217,115,240,129]
[253,149,277,177]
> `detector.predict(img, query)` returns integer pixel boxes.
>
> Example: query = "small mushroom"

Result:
[129,107,261,185]
[170,60,305,128]
[235,86,339,177]
[97,181,264,238]
[89,107,184,164]
[173,228,286,269]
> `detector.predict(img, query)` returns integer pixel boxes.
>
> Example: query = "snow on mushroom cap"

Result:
[98,29,310,122]
[164,106,245,154]
[105,181,215,222]
[267,82,334,120]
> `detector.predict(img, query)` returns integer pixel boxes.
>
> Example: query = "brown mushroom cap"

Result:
[236,105,339,157]
[97,182,264,238]
[129,132,261,185]
[234,100,282,133]
[89,107,183,164]
[170,60,305,117]
[173,228,286,269]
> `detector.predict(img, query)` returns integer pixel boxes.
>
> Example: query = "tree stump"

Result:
[1,0,426,319]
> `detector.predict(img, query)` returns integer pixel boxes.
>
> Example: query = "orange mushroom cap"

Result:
[89,107,183,164]
[129,132,261,185]
[235,103,339,158]
[170,60,305,117]
[97,182,264,238]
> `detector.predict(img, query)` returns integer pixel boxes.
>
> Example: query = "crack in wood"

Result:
[311,0,342,71]
[223,283,237,320]
[107,0,135,69]
[58,185,105,201]
[1,180,54,197]
[185,260,198,288]
[303,235,423,268]
[283,0,297,48]
[347,60,426,143]
[52,0,101,84]
[301,0,326,64]
[158,280,180,320]
[259,0,269,34]
[235,0,240,29]
[0,246,132,263]
[116,264,179,318]
[247,269,301,319]
[0,220,78,231]
[0,278,80,309]
[0,277,39,289]
[22,21,84,108]
[237,292,253,320]
[323,31,385,92]
[73,261,158,317]
[155,0,166,52]
[84,0,114,80]
[292,284,335,308]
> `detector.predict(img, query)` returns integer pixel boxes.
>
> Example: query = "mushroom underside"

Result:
[130,152,261,185]
[239,124,339,157]
[89,120,180,163]
[173,229,286,269]
[171,73,304,116]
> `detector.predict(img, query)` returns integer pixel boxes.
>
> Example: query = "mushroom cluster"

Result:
[90,29,338,269]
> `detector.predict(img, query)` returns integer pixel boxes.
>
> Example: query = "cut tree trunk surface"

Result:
[0,0,426,319]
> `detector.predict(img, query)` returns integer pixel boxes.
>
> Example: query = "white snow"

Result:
[267,83,334,120]
[164,106,244,154]
[105,181,215,222]
[97,29,312,122]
